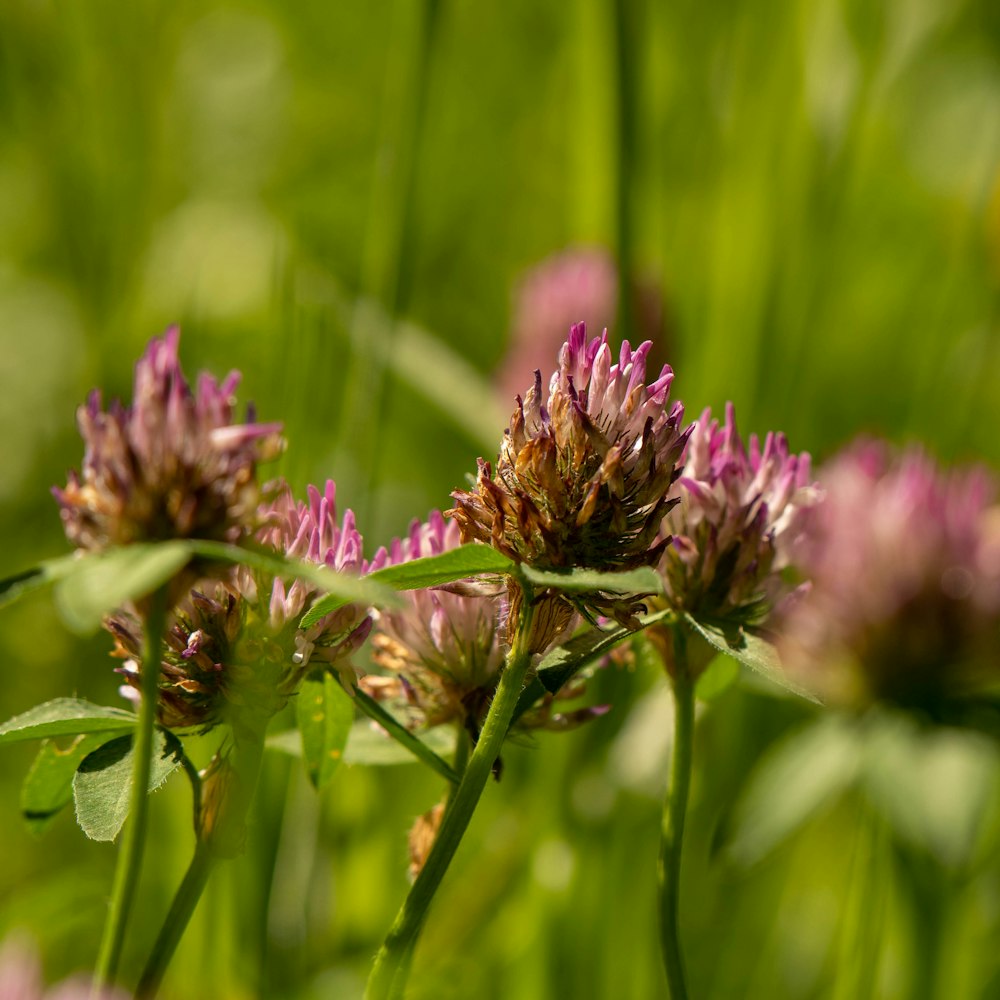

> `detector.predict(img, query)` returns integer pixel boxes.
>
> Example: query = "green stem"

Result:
[92,584,170,994]
[353,686,460,785]
[365,584,537,1000]
[658,626,693,1000]
[135,844,217,999]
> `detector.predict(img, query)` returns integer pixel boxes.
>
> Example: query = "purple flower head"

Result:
[246,478,372,672]
[659,403,819,623]
[109,478,373,731]
[779,440,1000,711]
[450,323,689,640]
[54,327,284,551]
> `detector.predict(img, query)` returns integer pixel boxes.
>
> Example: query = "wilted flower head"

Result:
[54,327,283,551]
[110,479,372,731]
[451,323,688,638]
[780,441,1000,712]
[659,403,819,624]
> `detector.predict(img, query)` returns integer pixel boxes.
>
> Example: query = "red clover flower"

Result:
[780,440,1000,713]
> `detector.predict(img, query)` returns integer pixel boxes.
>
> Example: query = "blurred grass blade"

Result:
[53,542,191,634]
[296,674,354,790]
[726,717,861,866]
[72,729,185,842]
[392,321,509,450]
[0,698,135,746]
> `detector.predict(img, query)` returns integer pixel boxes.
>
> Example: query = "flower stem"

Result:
[135,843,216,999]
[658,625,693,1000]
[92,584,170,994]
[365,583,537,1000]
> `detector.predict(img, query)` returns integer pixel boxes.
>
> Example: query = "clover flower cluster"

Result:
[54,326,283,552]
[780,441,1000,712]
[659,403,819,623]
[109,478,372,731]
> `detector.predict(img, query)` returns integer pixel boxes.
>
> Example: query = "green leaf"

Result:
[21,734,112,833]
[72,729,185,841]
[53,542,191,633]
[300,544,514,629]
[695,656,740,702]
[0,698,136,746]
[296,674,354,789]
[727,717,862,866]
[683,614,820,704]
[187,540,403,616]
[520,565,663,596]
[0,554,79,611]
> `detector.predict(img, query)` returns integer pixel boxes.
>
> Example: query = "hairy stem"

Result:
[658,625,693,1000]
[365,584,537,1000]
[92,585,170,994]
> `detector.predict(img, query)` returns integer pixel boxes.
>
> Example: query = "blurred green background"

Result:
[1,0,999,997]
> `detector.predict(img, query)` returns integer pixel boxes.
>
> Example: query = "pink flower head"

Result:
[0,933,128,1000]
[363,511,505,728]
[780,440,1000,710]
[109,479,373,730]
[54,327,284,550]
[660,403,819,622]
[248,479,372,671]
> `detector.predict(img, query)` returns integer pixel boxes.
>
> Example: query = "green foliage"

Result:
[0,698,135,745]
[72,730,186,842]
[295,674,354,789]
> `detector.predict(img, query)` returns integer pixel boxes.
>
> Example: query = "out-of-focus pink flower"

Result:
[110,479,372,730]
[451,323,688,642]
[499,249,619,402]
[54,327,283,551]
[780,440,1000,710]
[0,933,127,1000]
[659,403,819,624]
